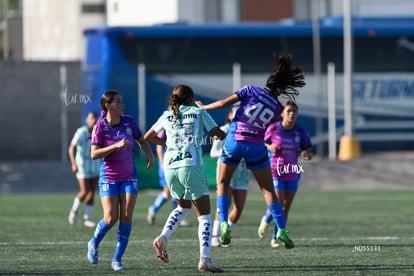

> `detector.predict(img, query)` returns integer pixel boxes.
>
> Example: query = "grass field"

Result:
[1,189,413,275]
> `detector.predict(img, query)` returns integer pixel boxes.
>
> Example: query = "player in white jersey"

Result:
[68,111,100,227]
[144,84,226,273]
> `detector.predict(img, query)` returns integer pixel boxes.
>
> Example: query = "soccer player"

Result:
[86,90,154,271]
[196,53,305,248]
[210,106,250,247]
[67,111,100,228]
[147,130,190,227]
[144,84,226,273]
[258,100,312,247]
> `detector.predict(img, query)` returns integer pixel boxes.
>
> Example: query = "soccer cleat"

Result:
[211,236,221,247]
[68,210,77,225]
[153,235,169,263]
[198,257,224,273]
[276,229,294,249]
[83,219,96,228]
[111,260,124,271]
[220,221,231,246]
[147,207,155,225]
[87,240,98,264]
[258,217,269,239]
[270,239,281,248]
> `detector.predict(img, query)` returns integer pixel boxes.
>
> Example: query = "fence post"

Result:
[60,65,68,163]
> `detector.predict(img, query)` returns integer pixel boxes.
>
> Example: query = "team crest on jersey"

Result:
[295,134,301,143]
[126,127,132,136]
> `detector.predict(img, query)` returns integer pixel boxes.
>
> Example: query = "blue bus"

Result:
[82,16,414,153]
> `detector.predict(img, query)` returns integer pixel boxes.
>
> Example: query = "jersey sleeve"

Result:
[299,126,312,150]
[264,123,275,144]
[91,122,104,147]
[70,127,84,146]
[200,108,218,131]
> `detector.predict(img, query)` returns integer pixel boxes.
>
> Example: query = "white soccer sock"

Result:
[212,219,220,236]
[198,214,212,259]
[160,206,190,239]
[84,204,94,220]
[71,197,81,212]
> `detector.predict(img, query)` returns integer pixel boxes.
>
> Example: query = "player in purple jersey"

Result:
[86,90,154,271]
[196,53,305,248]
[258,101,312,248]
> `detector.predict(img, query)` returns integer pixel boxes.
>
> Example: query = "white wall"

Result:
[23,0,80,61]
[329,0,414,16]
[107,0,179,26]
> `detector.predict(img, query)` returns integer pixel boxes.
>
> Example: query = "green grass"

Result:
[1,189,413,275]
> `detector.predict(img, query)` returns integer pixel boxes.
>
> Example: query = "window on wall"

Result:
[204,0,220,21]
[81,3,105,14]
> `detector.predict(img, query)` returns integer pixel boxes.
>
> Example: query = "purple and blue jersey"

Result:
[91,115,142,182]
[264,122,312,181]
[229,85,284,144]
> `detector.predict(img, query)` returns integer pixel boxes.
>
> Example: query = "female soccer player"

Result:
[67,111,100,228]
[87,90,154,271]
[147,130,190,227]
[196,53,305,248]
[258,100,312,247]
[144,84,226,272]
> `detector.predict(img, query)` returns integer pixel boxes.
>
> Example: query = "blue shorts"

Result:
[220,138,269,170]
[273,174,301,192]
[99,179,139,198]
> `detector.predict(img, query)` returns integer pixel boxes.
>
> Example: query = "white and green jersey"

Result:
[151,105,218,169]
[71,125,100,178]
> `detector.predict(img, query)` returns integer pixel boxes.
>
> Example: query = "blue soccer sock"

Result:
[151,192,168,213]
[268,202,286,229]
[91,219,112,247]
[113,222,132,261]
[217,195,229,223]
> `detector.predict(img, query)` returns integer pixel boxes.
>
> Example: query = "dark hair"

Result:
[88,111,99,119]
[168,84,194,120]
[266,53,305,101]
[99,90,120,118]
[284,100,298,110]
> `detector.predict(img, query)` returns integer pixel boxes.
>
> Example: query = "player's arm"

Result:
[196,94,239,110]
[136,136,155,170]
[68,143,77,173]
[90,139,131,160]
[143,128,166,147]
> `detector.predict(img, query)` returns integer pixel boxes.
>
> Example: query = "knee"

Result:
[104,214,119,226]
[119,211,133,223]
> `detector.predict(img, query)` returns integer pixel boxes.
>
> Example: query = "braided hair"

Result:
[168,84,195,121]
[266,53,305,101]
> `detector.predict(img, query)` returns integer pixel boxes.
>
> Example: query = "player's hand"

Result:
[115,139,131,149]
[195,101,204,108]
[301,150,312,161]
[267,144,278,153]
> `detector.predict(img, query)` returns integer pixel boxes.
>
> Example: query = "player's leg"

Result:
[83,176,98,227]
[111,180,138,270]
[68,178,88,225]
[250,162,294,249]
